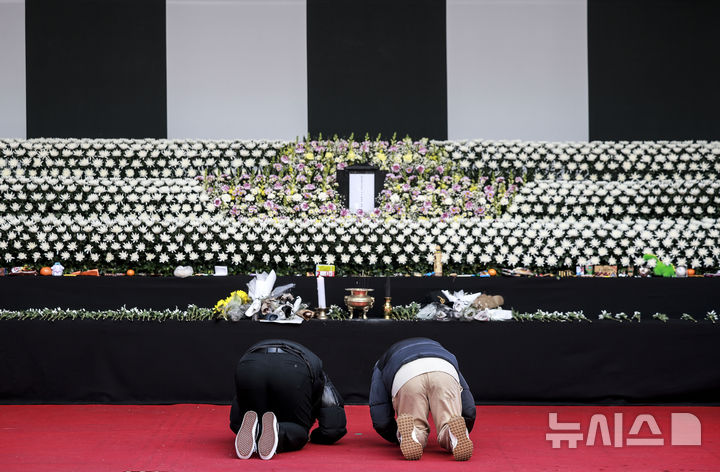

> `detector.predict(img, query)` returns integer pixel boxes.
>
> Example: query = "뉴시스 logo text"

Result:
[546,412,702,448]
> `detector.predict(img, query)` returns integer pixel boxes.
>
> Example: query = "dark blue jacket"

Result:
[369,337,476,443]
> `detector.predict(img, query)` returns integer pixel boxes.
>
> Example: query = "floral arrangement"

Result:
[1,138,719,275]
[213,290,250,319]
[507,179,719,219]
[1,213,719,274]
[3,138,717,180]
[199,138,523,219]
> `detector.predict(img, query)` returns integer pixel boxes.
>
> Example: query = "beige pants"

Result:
[392,372,462,451]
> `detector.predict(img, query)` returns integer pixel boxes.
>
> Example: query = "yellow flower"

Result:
[231,290,250,304]
[402,153,413,163]
[347,150,356,160]
[376,152,386,162]
[325,152,333,159]
[305,152,314,161]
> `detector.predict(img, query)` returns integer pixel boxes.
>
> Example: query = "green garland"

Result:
[0,306,716,323]
[0,305,214,322]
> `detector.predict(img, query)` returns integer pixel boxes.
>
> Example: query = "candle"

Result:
[317,276,326,309]
[385,276,391,297]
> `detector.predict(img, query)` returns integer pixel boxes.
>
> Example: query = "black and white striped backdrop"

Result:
[0,0,718,141]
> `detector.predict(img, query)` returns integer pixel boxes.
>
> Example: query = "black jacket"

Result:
[369,337,476,443]
[230,339,347,444]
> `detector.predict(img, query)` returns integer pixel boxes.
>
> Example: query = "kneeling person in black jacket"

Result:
[369,337,475,461]
[230,339,347,460]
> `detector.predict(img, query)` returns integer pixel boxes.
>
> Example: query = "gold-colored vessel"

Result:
[344,288,375,319]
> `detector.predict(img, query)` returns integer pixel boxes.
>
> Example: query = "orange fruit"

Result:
[488,268,497,276]
[126,269,135,276]
[40,266,52,276]
[687,268,695,276]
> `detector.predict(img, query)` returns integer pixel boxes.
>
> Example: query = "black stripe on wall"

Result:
[307,0,447,141]
[25,0,167,138]
[588,0,720,141]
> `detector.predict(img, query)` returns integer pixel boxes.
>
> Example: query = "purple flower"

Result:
[405,167,413,174]
[273,163,283,172]
[280,155,289,164]
[301,202,310,211]
[338,162,347,171]
[221,184,230,192]
[391,164,401,173]
[340,208,349,217]
[213,197,221,207]
[436,165,445,173]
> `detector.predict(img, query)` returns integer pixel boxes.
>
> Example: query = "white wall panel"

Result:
[0,0,26,138]
[167,0,307,140]
[447,0,588,141]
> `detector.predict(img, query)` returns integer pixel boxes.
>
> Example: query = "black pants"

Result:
[230,351,314,453]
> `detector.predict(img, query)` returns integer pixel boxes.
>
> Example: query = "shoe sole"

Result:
[397,414,423,460]
[235,411,258,459]
[258,412,278,460]
[448,416,473,461]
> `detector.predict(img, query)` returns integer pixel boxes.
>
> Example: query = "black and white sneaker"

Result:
[258,411,279,460]
[235,410,258,459]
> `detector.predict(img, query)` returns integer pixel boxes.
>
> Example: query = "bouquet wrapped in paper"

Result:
[416,290,512,321]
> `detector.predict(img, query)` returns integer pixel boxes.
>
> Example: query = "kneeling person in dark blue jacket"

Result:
[369,337,475,461]
[230,339,347,460]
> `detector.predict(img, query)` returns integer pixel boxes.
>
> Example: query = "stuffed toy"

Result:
[643,254,675,277]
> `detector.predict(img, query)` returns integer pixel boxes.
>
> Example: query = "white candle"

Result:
[317,276,326,309]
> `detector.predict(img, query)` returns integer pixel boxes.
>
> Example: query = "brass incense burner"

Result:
[344,288,375,319]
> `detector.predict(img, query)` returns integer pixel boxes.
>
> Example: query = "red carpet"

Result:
[1,405,719,471]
